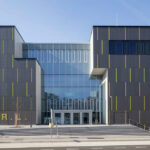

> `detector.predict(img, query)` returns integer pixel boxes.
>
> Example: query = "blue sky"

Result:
[0,0,149,43]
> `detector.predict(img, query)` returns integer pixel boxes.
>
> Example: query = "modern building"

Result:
[0,25,150,127]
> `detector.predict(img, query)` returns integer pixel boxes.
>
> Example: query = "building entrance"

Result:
[73,113,80,124]
[83,113,89,124]
[55,113,61,124]
[64,113,71,124]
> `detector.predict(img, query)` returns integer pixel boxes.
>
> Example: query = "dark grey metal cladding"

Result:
[93,26,150,126]
[0,26,39,125]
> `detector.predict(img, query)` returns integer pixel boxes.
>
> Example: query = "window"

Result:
[65,50,69,63]
[109,40,150,55]
[71,50,75,63]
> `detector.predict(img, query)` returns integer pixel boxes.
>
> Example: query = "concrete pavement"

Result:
[0,125,150,148]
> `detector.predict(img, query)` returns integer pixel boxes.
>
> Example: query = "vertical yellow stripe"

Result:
[139,82,141,96]
[108,27,110,40]
[115,68,117,83]
[125,55,127,68]
[2,68,4,82]
[2,40,4,55]
[31,68,32,83]
[12,82,14,96]
[2,96,4,112]
[12,27,14,40]
[108,55,110,68]
[26,59,28,69]
[17,68,18,83]
[101,40,103,55]
[139,110,141,124]
[129,68,131,83]
[97,27,98,40]
[139,55,140,69]
[130,96,131,111]
[12,55,14,69]
[16,96,18,113]
[111,96,113,111]
[116,96,117,111]
[144,124,146,130]
[125,27,126,40]
[26,82,28,97]
[143,68,145,83]
[144,96,145,111]
[138,27,140,40]
[125,111,127,124]
[109,82,110,96]
[97,53,99,68]
[125,82,127,96]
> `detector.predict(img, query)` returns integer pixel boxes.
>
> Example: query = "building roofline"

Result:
[15,58,41,67]
[0,25,25,42]
[93,25,150,27]
[24,42,89,45]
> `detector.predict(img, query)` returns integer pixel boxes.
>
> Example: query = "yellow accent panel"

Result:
[139,55,141,69]
[26,82,28,97]
[16,68,18,83]
[125,111,127,124]
[2,40,4,55]
[143,68,145,83]
[12,55,14,69]
[129,68,132,83]
[144,96,145,111]
[26,59,28,69]
[125,82,127,96]
[108,55,110,68]
[97,53,99,68]
[109,82,110,96]
[12,27,14,40]
[2,68,4,82]
[115,68,117,83]
[97,27,98,40]
[125,55,127,68]
[31,68,32,83]
[101,40,103,55]
[111,96,113,111]
[138,27,140,40]
[116,96,117,111]
[125,27,126,40]
[108,27,110,40]
[139,82,141,96]
[2,96,4,112]
[139,110,141,124]
[12,82,14,97]
[130,96,131,111]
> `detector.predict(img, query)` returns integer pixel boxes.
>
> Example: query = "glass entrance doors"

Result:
[73,113,80,124]
[64,113,71,124]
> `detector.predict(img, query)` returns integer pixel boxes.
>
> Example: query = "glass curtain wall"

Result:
[23,43,100,124]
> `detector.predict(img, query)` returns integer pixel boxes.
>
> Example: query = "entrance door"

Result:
[55,113,61,125]
[64,113,70,124]
[73,113,80,124]
[83,113,89,124]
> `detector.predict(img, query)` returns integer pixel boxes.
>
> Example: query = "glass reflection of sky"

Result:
[23,43,100,111]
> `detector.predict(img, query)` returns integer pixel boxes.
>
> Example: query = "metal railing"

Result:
[129,119,149,131]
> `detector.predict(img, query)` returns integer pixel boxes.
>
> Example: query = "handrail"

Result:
[129,119,149,131]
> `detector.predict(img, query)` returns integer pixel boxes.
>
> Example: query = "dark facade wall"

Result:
[0,26,40,125]
[93,26,150,127]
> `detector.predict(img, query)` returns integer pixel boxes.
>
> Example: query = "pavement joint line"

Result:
[135,146,147,149]
[113,147,127,149]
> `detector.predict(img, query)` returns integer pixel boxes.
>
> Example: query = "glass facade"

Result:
[23,43,100,123]
[109,40,150,55]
